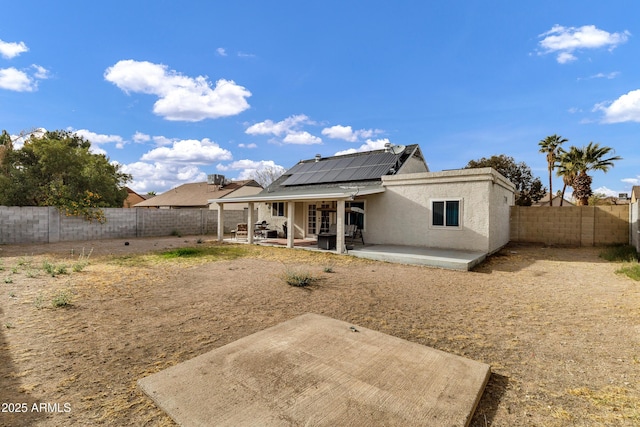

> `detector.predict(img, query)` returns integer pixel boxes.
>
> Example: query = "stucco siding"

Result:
[367,168,514,252]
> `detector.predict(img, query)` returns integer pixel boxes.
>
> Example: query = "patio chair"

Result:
[345,224,364,245]
[235,223,248,241]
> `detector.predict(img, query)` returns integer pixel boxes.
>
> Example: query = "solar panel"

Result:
[281,151,397,186]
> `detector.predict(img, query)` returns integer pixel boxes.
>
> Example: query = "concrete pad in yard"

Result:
[138,313,490,426]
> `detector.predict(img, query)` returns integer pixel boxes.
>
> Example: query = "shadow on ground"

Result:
[469,372,509,427]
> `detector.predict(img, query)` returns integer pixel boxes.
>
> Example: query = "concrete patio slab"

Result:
[139,313,490,427]
[347,245,487,271]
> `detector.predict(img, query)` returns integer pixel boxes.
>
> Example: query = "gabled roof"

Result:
[265,144,425,192]
[631,186,640,203]
[135,180,261,208]
[209,145,428,204]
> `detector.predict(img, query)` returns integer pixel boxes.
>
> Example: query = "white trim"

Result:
[208,186,385,204]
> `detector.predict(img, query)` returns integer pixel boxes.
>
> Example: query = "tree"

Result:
[251,165,285,188]
[464,154,546,206]
[538,134,567,206]
[569,142,622,206]
[555,146,582,206]
[0,129,132,221]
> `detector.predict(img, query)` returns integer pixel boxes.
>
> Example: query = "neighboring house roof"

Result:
[123,187,149,208]
[210,144,428,204]
[136,180,261,208]
[532,194,575,206]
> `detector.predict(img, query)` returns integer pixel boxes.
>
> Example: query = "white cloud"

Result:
[0,64,50,92]
[593,186,622,198]
[104,59,251,121]
[0,67,34,91]
[246,114,312,136]
[334,138,391,156]
[596,89,640,123]
[321,125,383,142]
[119,161,207,194]
[216,47,227,56]
[140,138,232,164]
[132,131,151,143]
[238,143,257,148]
[69,128,125,152]
[538,25,630,63]
[283,131,321,145]
[621,177,640,186]
[0,39,28,59]
[217,159,286,181]
[246,114,321,145]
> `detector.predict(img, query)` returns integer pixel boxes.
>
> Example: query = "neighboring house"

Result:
[631,186,640,203]
[123,187,149,208]
[135,178,262,210]
[210,144,515,255]
[532,194,574,207]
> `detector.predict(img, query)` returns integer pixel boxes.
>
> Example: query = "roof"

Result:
[210,145,427,204]
[135,180,261,208]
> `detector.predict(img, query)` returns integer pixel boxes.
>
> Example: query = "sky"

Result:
[1,1,639,197]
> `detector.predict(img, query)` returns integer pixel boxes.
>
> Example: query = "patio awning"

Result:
[209,185,385,204]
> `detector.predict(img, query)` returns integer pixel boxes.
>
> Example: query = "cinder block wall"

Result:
[0,207,250,244]
[510,205,629,246]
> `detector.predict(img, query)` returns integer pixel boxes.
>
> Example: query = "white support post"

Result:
[217,203,224,242]
[247,202,255,244]
[287,201,295,248]
[336,199,345,254]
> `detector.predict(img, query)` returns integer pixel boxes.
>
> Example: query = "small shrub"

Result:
[170,229,182,237]
[73,261,88,272]
[42,261,55,276]
[599,245,639,262]
[34,293,45,309]
[283,269,316,287]
[4,277,13,284]
[52,289,73,308]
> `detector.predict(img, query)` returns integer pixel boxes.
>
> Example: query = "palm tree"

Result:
[539,134,568,206]
[555,146,582,206]
[558,142,622,206]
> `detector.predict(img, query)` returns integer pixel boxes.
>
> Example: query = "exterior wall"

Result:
[510,205,629,246]
[631,202,639,252]
[366,168,514,253]
[0,206,248,244]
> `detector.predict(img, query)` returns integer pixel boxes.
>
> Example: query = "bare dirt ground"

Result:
[1,236,639,426]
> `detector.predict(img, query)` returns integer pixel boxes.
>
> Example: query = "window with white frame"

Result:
[431,199,461,228]
[272,202,286,217]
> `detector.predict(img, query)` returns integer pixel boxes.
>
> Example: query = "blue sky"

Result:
[1,1,638,197]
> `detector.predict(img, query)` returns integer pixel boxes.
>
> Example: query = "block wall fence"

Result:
[510,205,630,247]
[0,207,251,244]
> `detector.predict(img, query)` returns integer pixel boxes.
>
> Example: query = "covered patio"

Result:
[210,185,383,255]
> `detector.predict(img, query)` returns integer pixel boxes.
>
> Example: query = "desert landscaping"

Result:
[1,236,639,426]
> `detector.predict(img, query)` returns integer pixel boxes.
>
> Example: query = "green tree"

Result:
[568,142,622,206]
[555,146,582,206]
[538,134,567,206]
[0,129,131,221]
[464,154,546,206]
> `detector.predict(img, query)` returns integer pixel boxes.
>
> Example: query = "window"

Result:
[432,200,460,227]
[272,202,286,217]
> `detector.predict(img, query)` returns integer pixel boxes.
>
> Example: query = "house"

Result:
[532,193,574,207]
[123,187,150,208]
[135,178,262,210]
[629,186,639,203]
[210,144,515,257]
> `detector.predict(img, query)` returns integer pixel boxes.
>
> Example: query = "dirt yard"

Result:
[1,236,639,426]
